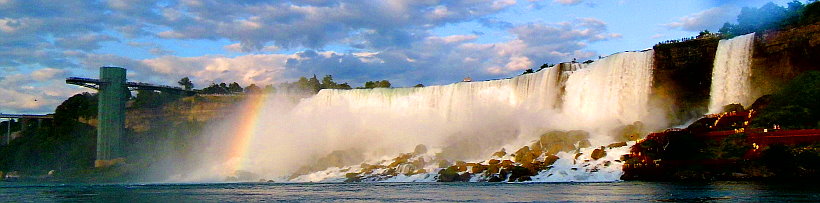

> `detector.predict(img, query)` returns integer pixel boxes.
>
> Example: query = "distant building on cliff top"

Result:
[462,77,472,82]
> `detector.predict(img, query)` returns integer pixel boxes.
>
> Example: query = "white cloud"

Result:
[554,0,583,5]
[30,68,67,81]
[663,6,739,32]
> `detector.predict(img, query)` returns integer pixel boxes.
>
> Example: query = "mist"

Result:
[164,50,671,182]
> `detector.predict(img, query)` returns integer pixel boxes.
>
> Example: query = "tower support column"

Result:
[95,67,127,167]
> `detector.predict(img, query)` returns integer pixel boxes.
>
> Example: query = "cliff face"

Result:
[126,95,243,132]
[651,23,820,124]
[652,37,720,125]
[751,23,820,100]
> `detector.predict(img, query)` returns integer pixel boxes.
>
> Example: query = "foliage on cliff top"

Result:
[719,1,820,38]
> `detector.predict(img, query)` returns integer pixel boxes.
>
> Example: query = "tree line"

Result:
[719,1,820,38]
[188,75,398,95]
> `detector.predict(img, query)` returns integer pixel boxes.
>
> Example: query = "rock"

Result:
[437,159,452,168]
[413,144,428,155]
[540,130,592,155]
[530,141,543,155]
[488,159,501,165]
[543,155,560,166]
[292,149,364,178]
[516,176,532,182]
[591,147,607,160]
[500,160,514,167]
[578,139,592,149]
[388,153,413,168]
[412,157,426,169]
[731,172,749,179]
[397,164,417,175]
[607,142,628,149]
[722,103,745,113]
[471,164,488,173]
[438,166,465,182]
[345,173,361,182]
[507,166,534,182]
[492,148,507,158]
[612,121,645,142]
[488,174,504,182]
[514,146,534,164]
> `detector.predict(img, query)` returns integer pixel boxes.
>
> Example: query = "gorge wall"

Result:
[652,23,820,124]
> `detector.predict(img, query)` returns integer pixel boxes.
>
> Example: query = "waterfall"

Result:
[288,50,657,172]
[188,50,661,182]
[708,33,755,114]
[562,51,655,126]
[304,61,568,120]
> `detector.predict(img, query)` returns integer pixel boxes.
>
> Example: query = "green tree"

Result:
[264,84,276,93]
[321,75,337,89]
[308,75,322,93]
[177,77,194,90]
[364,81,376,89]
[377,80,391,88]
[414,84,425,87]
[228,82,244,93]
[245,84,262,94]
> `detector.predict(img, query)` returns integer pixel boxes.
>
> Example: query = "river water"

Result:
[1,181,817,202]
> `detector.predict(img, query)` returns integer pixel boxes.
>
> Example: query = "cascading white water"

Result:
[708,33,755,113]
[562,51,656,127]
[185,50,662,183]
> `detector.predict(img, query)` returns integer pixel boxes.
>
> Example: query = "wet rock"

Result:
[412,157,426,169]
[388,153,413,168]
[612,121,645,142]
[492,148,507,158]
[500,160,514,168]
[607,142,628,149]
[488,174,504,182]
[397,164,417,175]
[540,130,592,155]
[471,164,488,173]
[413,144,428,155]
[438,166,470,182]
[578,140,592,149]
[722,103,745,113]
[291,149,364,178]
[488,159,501,165]
[508,166,534,182]
[514,146,536,164]
[437,159,452,168]
[543,155,560,166]
[591,147,607,160]
[345,173,361,182]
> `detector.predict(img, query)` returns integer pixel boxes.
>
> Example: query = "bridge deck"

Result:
[0,114,54,119]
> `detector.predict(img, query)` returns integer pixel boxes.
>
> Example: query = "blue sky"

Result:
[0,0,799,113]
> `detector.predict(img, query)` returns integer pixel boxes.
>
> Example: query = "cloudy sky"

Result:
[0,0,797,113]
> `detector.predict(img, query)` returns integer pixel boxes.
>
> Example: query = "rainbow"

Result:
[225,94,268,175]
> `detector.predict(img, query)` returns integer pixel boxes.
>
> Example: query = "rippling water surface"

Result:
[1,181,818,202]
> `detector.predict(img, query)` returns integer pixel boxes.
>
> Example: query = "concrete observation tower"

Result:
[67,67,195,167]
